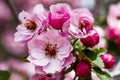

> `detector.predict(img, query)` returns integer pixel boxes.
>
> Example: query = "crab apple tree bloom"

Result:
[68,8,94,38]
[65,70,75,80]
[30,71,64,80]
[27,29,73,74]
[107,2,120,31]
[106,27,119,40]
[101,53,115,69]
[48,3,71,29]
[30,73,54,80]
[14,4,47,44]
[74,60,91,78]
[80,29,99,47]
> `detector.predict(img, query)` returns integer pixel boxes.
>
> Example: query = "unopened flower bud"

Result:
[101,53,115,69]
[80,30,99,47]
[48,3,70,29]
[74,60,91,78]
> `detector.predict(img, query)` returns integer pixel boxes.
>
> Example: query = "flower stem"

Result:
[72,39,78,46]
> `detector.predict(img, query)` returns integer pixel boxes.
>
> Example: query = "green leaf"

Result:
[20,57,29,62]
[0,70,11,80]
[92,67,113,80]
[78,73,92,80]
[83,49,104,67]
[93,48,106,54]
[84,73,92,80]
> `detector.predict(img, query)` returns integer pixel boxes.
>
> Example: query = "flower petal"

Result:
[33,4,45,17]
[18,10,32,23]
[27,56,50,66]
[30,48,46,59]
[43,59,61,73]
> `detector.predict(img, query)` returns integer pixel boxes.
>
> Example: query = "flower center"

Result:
[80,19,91,28]
[45,44,57,58]
[117,15,120,20]
[36,74,52,80]
[24,20,37,31]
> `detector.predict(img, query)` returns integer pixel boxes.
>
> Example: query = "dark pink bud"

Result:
[74,60,91,78]
[79,17,92,29]
[48,4,70,29]
[80,30,99,47]
[101,53,115,69]
[106,27,119,40]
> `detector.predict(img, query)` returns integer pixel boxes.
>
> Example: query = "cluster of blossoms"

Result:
[14,3,115,80]
[106,2,120,47]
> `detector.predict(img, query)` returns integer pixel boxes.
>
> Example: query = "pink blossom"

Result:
[14,4,47,44]
[65,70,75,80]
[106,27,119,40]
[74,60,91,78]
[107,3,120,30]
[101,53,115,69]
[48,3,70,29]
[80,29,99,47]
[30,70,65,80]
[30,73,54,80]
[30,70,64,80]
[27,29,73,74]
[68,8,94,38]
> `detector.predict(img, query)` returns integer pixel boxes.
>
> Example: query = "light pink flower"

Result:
[48,3,70,29]
[106,26,119,40]
[68,8,94,38]
[107,2,120,31]
[14,4,47,44]
[27,30,73,74]
[30,69,65,80]
[65,70,75,80]
[30,73,54,80]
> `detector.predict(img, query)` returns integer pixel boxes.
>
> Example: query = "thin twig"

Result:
[73,76,77,80]
[4,0,19,23]
[72,39,78,46]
